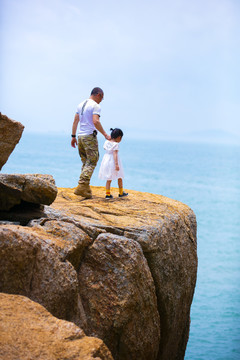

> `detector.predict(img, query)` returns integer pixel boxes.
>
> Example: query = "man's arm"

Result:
[71,113,79,148]
[93,115,110,140]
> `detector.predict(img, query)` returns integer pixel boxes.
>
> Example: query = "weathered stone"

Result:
[0,186,197,360]
[0,200,47,225]
[134,214,197,360]
[29,218,93,270]
[0,293,113,360]
[51,187,198,360]
[0,173,58,211]
[78,232,160,360]
[0,225,81,325]
[0,113,24,171]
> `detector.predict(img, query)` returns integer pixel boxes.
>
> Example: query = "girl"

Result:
[99,128,128,199]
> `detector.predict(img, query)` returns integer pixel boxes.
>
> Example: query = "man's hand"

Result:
[115,164,120,171]
[71,137,77,148]
[71,114,79,148]
[93,114,111,140]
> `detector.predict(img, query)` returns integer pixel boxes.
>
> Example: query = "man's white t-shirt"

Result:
[76,99,101,136]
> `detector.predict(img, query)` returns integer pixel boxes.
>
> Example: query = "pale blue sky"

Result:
[1,0,240,140]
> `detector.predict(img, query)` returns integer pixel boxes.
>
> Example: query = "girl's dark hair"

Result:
[110,128,123,139]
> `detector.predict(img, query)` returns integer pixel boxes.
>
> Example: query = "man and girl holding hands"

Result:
[71,87,128,199]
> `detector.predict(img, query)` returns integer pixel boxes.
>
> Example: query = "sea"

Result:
[2,132,240,360]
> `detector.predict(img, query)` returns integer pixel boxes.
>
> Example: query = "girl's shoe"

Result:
[119,192,128,197]
[105,195,113,199]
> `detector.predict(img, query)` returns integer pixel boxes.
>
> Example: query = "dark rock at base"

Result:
[0,201,47,226]
[0,173,58,211]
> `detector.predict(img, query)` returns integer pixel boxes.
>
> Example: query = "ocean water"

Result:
[2,133,240,360]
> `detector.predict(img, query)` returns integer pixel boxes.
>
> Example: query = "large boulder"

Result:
[0,293,113,360]
[50,187,198,360]
[0,173,58,211]
[0,225,83,325]
[0,187,198,360]
[0,113,24,170]
[78,233,160,360]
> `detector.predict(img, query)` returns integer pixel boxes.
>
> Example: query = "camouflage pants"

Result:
[77,134,99,185]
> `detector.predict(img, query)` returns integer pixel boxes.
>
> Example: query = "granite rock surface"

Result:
[0,113,24,171]
[50,187,198,360]
[0,293,113,360]
[0,186,198,360]
[0,173,58,211]
[0,224,82,325]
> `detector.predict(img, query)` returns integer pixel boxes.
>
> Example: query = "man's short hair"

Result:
[91,87,103,96]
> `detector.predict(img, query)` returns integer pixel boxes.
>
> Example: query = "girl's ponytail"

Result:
[110,128,124,139]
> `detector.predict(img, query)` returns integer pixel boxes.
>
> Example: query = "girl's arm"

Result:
[113,150,120,171]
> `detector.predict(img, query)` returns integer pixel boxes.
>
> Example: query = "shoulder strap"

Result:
[81,100,88,115]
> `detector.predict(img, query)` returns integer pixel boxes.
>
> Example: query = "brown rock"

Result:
[0,113,24,170]
[0,173,58,211]
[0,225,81,325]
[29,218,93,270]
[0,200,47,225]
[0,186,197,360]
[78,233,160,360]
[0,293,113,360]
[51,187,198,360]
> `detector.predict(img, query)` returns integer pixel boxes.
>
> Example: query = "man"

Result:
[71,87,110,198]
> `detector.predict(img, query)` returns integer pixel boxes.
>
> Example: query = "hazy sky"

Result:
[1,0,240,139]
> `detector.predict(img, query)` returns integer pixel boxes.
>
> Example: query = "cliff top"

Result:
[51,186,194,230]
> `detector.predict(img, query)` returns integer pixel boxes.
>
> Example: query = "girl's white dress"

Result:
[98,140,124,180]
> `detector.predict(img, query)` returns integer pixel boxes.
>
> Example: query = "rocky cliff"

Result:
[0,187,197,360]
[0,114,197,359]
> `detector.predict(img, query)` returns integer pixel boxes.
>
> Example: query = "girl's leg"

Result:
[118,178,123,195]
[106,180,112,197]
[118,178,128,197]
